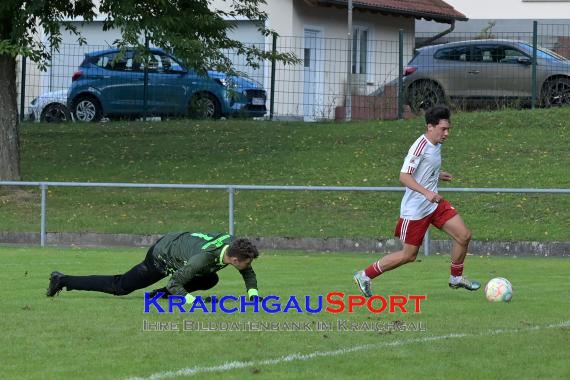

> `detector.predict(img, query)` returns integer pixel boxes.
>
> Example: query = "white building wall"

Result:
[209,0,293,35]
[269,0,415,119]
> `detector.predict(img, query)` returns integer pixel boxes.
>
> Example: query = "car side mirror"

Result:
[517,57,532,65]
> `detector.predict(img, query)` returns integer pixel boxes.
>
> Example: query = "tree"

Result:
[0,0,297,180]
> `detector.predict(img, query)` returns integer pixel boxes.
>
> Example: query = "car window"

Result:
[125,56,143,71]
[499,47,527,64]
[517,42,568,62]
[162,55,185,73]
[434,46,471,61]
[135,52,185,74]
[147,54,160,72]
[168,60,185,72]
[81,55,99,67]
[94,53,117,69]
[90,50,187,73]
[94,52,139,71]
[472,45,503,63]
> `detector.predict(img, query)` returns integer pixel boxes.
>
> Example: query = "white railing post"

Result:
[423,229,430,256]
[40,183,47,247]
[228,187,235,236]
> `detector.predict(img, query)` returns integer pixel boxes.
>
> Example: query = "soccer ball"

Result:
[484,277,513,302]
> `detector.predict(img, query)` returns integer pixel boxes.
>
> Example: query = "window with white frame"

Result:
[352,26,369,74]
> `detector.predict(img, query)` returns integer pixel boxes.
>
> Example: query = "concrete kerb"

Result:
[0,231,568,257]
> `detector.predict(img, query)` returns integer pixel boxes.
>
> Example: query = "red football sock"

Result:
[450,261,464,277]
[364,260,384,279]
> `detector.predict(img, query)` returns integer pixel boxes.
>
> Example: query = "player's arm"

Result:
[399,172,442,203]
[166,259,201,304]
[239,267,262,301]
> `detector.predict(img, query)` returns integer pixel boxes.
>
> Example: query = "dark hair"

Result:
[227,238,259,261]
[425,104,451,126]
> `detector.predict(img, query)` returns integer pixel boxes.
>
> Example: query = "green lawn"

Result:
[1,107,568,241]
[1,247,568,379]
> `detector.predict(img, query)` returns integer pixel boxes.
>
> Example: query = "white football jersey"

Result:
[399,134,441,219]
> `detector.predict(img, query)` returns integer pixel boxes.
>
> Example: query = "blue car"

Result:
[68,48,267,121]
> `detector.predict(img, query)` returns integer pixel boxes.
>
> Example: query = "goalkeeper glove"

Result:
[148,287,170,299]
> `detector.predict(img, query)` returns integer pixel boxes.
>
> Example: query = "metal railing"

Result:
[1,180,569,254]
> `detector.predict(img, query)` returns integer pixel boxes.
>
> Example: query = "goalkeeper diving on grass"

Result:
[46,232,261,304]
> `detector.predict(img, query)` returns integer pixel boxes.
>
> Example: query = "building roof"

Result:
[316,0,468,23]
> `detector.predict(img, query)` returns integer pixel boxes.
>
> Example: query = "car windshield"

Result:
[518,42,569,62]
[162,54,185,72]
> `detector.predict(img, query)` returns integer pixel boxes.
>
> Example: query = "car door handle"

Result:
[468,70,480,75]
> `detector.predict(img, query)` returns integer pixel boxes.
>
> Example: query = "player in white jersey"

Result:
[354,105,480,297]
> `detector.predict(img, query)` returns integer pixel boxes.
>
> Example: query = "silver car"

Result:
[403,39,570,112]
[28,90,72,123]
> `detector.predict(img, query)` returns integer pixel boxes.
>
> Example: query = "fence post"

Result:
[423,229,430,256]
[532,20,538,109]
[398,29,404,120]
[20,56,27,122]
[40,183,47,247]
[270,33,277,120]
[228,187,235,235]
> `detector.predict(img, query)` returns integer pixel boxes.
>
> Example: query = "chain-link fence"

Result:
[15,21,570,123]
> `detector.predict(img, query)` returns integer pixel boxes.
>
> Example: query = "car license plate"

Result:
[252,97,265,105]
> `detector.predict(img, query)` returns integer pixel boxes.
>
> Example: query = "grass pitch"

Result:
[6,107,569,241]
[2,246,568,379]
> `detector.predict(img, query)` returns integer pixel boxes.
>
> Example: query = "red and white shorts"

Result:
[394,199,458,247]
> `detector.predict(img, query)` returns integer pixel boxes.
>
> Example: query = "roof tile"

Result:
[319,0,467,22]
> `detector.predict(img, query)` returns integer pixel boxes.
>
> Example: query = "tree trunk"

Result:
[0,53,21,180]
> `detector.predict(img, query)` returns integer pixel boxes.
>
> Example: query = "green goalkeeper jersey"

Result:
[150,232,258,296]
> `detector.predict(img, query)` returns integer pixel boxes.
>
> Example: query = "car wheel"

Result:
[73,96,102,122]
[189,93,221,119]
[406,81,445,113]
[40,104,71,123]
[541,78,570,107]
